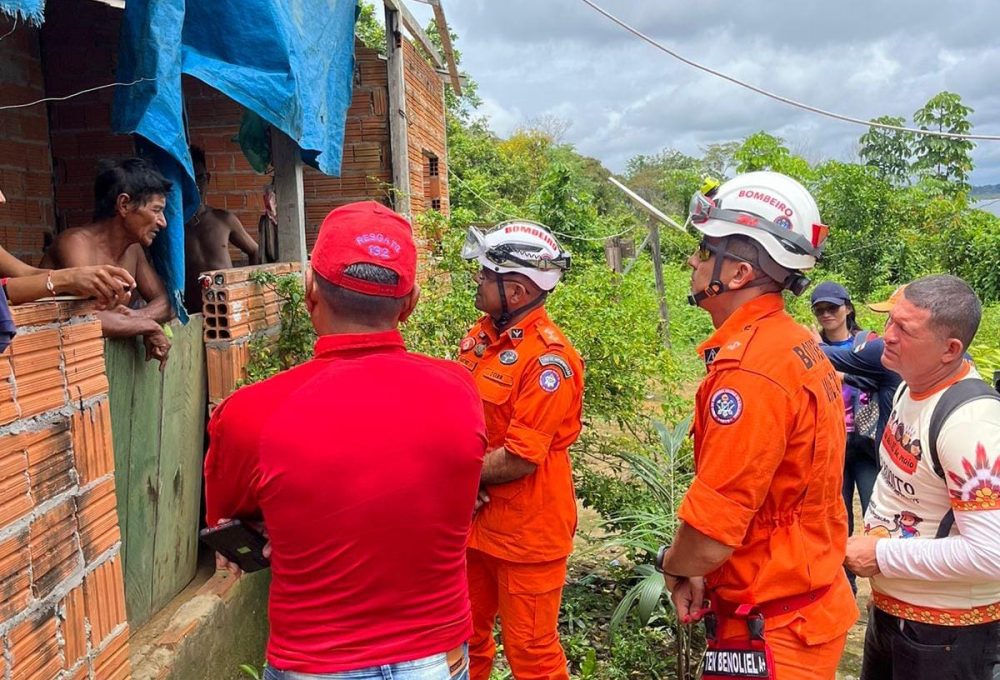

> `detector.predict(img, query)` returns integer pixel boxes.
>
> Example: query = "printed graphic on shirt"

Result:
[947,442,1000,511]
[709,388,743,425]
[539,368,561,393]
[876,459,918,502]
[864,505,923,538]
[882,410,924,475]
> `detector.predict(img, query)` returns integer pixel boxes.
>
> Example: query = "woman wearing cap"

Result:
[811,281,878,595]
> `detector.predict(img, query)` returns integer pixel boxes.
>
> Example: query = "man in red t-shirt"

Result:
[204,201,487,679]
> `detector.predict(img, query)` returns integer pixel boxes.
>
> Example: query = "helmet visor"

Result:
[687,191,821,257]
[461,227,487,260]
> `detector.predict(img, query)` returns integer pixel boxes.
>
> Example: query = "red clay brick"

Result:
[29,499,81,598]
[76,477,120,562]
[84,558,127,647]
[8,328,60,357]
[15,385,67,420]
[26,421,74,503]
[91,626,130,680]
[70,400,114,484]
[60,585,88,669]
[0,530,31,621]
[9,613,61,680]
[66,375,109,403]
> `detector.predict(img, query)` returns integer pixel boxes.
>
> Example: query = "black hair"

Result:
[92,157,172,221]
[905,274,982,350]
[313,264,407,327]
[190,145,206,169]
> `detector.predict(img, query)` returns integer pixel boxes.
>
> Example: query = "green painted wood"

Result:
[151,317,207,612]
[103,337,140,564]
[122,342,165,629]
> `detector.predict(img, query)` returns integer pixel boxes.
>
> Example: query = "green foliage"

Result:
[241,272,316,387]
[859,115,914,185]
[912,91,975,194]
[355,1,385,54]
[238,664,262,680]
[733,131,813,182]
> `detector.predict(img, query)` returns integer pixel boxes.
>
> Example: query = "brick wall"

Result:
[41,0,134,238]
[402,40,448,217]
[0,17,56,265]
[301,42,394,250]
[0,301,130,679]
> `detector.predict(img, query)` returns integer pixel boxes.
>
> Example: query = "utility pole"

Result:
[648,215,670,348]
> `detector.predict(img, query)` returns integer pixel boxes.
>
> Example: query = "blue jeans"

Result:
[843,433,878,593]
[263,647,469,680]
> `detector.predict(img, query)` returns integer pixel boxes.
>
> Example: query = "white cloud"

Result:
[410,0,1000,182]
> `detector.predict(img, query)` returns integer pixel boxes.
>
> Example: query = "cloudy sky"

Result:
[405,0,1000,184]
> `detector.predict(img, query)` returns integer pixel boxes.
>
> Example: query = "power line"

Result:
[0,78,155,112]
[577,0,1000,142]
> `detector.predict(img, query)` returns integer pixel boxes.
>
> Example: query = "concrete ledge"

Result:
[131,564,270,680]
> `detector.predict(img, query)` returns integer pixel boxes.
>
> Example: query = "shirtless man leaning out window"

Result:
[43,157,173,368]
[183,145,259,313]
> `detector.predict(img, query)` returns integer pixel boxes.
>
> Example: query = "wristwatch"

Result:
[655,545,684,579]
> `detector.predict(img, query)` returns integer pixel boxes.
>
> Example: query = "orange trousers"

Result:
[716,621,848,680]
[467,549,569,680]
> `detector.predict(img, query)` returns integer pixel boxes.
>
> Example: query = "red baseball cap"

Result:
[311,201,416,297]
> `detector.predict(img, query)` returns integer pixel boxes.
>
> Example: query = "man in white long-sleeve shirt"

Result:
[845,274,1000,680]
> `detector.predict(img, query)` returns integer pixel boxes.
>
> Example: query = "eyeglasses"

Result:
[695,239,754,265]
[812,304,842,317]
[688,191,822,257]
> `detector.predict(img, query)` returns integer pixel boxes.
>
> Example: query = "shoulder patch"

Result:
[709,388,743,425]
[539,353,573,378]
[539,368,561,392]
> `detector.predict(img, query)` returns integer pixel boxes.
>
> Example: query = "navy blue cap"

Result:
[810,281,851,307]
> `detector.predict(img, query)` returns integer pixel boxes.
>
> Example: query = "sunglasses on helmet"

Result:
[687,192,822,258]
[462,227,571,272]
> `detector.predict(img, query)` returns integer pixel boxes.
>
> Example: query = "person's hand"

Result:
[666,574,706,624]
[474,488,490,512]
[845,535,882,577]
[213,518,243,578]
[53,265,135,310]
[143,326,171,371]
[246,520,272,561]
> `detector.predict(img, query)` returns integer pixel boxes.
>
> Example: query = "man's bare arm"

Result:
[480,447,537,486]
[132,246,172,323]
[226,213,260,266]
[660,521,734,577]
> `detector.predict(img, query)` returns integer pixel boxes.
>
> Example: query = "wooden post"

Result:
[604,236,623,273]
[648,217,671,348]
[385,5,411,218]
[271,128,307,270]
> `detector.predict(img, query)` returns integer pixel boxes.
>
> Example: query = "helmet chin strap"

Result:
[687,237,777,307]
[491,272,547,329]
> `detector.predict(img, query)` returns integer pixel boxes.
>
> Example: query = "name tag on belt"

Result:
[703,649,770,678]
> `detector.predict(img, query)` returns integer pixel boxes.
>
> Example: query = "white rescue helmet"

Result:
[688,171,828,272]
[462,220,570,291]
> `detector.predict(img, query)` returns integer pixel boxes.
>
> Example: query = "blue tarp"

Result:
[0,0,44,25]
[112,0,358,318]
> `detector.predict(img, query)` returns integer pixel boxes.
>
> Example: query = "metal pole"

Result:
[649,216,670,348]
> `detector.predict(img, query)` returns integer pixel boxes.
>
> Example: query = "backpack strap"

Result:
[927,378,1000,538]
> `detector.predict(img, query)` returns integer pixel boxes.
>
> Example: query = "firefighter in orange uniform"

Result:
[658,172,858,679]
[458,220,583,680]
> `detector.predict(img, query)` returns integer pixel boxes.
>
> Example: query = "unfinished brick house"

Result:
[0,0,456,675]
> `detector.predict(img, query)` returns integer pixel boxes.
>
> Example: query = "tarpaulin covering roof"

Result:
[112,0,357,318]
[0,0,44,25]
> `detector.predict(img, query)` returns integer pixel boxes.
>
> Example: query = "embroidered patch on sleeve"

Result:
[710,388,743,425]
[539,353,573,378]
[539,368,561,393]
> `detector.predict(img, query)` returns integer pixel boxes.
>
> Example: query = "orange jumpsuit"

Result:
[460,305,584,680]
[678,294,858,678]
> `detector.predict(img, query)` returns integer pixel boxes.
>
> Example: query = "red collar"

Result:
[313,329,406,358]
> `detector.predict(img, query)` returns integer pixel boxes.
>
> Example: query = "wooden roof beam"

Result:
[383,0,445,71]
[427,0,462,96]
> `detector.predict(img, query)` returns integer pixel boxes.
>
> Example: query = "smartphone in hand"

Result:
[199,519,270,573]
